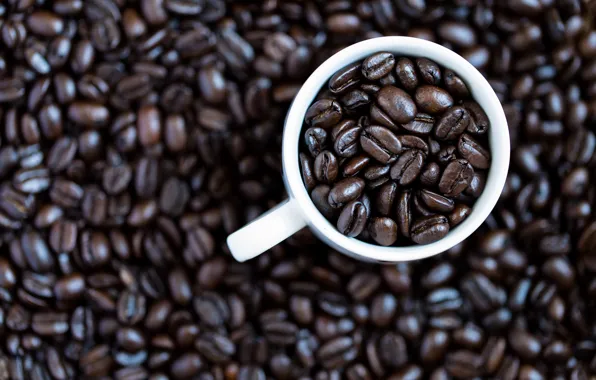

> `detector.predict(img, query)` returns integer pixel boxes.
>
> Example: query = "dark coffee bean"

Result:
[305,127,328,157]
[444,69,470,98]
[333,120,361,158]
[396,190,413,238]
[463,101,490,135]
[458,134,491,169]
[375,182,398,216]
[342,154,371,177]
[328,177,365,208]
[368,217,398,246]
[337,200,368,237]
[448,204,472,227]
[395,58,419,91]
[32,312,69,336]
[402,113,434,134]
[360,126,402,164]
[416,58,441,85]
[311,185,336,220]
[317,336,357,369]
[314,151,339,184]
[415,85,454,114]
[410,215,450,244]
[300,153,317,192]
[439,159,474,197]
[420,162,441,186]
[419,189,454,213]
[306,99,343,129]
[362,52,396,80]
[435,106,470,140]
[390,150,424,186]
[375,86,417,124]
[329,62,362,94]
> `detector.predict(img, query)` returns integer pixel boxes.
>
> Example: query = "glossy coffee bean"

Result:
[411,215,450,244]
[376,86,417,124]
[439,160,474,197]
[390,150,424,186]
[337,200,368,237]
[362,52,396,80]
[360,126,402,164]
[415,86,454,114]
[305,99,343,128]
[368,217,398,246]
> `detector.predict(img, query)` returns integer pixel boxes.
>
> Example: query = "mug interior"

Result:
[283,37,510,262]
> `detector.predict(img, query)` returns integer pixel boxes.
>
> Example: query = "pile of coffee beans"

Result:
[0,0,595,379]
[300,53,491,246]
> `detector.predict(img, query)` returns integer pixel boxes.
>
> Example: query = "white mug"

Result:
[227,37,510,263]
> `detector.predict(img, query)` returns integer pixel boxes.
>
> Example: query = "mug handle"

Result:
[227,198,307,262]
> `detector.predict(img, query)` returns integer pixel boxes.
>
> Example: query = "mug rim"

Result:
[283,36,510,262]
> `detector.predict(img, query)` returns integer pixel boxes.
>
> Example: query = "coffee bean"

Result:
[395,58,419,91]
[329,62,362,94]
[311,185,335,219]
[360,126,402,164]
[444,69,470,98]
[314,151,339,184]
[333,120,361,158]
[337,200,368,237]
[306,99,343,129]
[390,150,424,186]
[448,204,472,227]
[368,217,398,246]
[418,189,454,213]
[402,113,434,134]
[415,85,454,114]
[362,52,396,80]
[375,85,417,124]
[439,159,474,197]
[458,133,491,169]
[411,215,450,244]
[416,58,441,85]
[305,127,328,157]
[328,177,365,208]
[435,106,470,140]
[463,101,490,134]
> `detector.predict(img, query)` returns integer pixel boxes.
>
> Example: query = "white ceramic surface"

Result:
[227,36,510,263]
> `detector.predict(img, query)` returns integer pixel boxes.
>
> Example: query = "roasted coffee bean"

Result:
[415,85,454,114]
[416,58,442,85]
[439,159,474,197]
[435,106,470,140]
[420,162,441,186]
[458,134,491,169]
[395,58,419,91]
[419,190,454,213]
[329,61,362,94]
[411,215,450,245]
[305,99,343,129]
[362,52,396,80]
[334,120,361,158]
[337,200,368,237]
[360,126,402,164]
[444,69,470,98]
[463,101,490,135]
[402,113,434,134]
[396,190,413,238]
[368,217,398,246]
[448,204,472,227]
[328,177,365,208]
[375,85,417,124]
[390,150,424,186]
[311,185,335,220]
[314,151,339,184]
[305,127,328,157]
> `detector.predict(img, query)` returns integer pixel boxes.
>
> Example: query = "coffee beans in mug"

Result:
[301,53,492,246]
